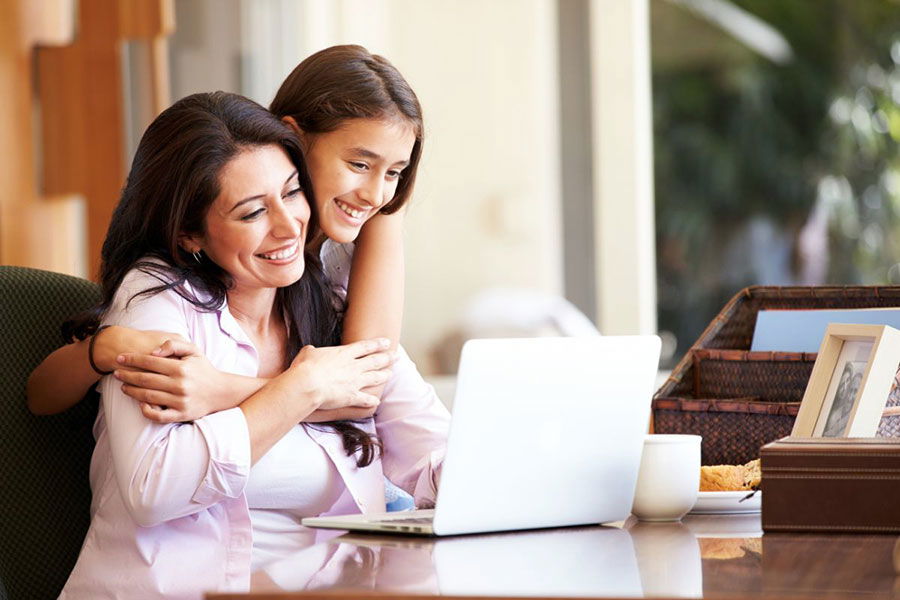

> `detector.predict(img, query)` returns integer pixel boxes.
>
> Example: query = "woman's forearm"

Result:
[111,374,320,526]
[207,373,373,422]
[241,371,321,463]
[110,366,320,526]
[215,372,373,423]
[27,339,99,415]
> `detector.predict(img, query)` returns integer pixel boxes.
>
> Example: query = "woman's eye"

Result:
[284,187,302,199]
[241,208,265,221]
[349,161,369,171]
[386,170,402,180]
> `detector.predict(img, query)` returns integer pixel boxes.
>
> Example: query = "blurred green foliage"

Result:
[653,0,900,364]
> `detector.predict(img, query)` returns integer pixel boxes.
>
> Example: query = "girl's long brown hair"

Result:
[65,91,380,466]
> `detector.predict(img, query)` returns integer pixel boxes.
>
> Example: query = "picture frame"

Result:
[792,323,900,437]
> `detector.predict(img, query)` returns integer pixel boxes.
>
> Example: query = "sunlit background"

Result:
[4,0,900,386]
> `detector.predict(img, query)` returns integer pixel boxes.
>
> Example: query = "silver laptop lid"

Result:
[432,336,660,536]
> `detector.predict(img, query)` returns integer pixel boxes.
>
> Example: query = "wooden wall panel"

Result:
[37,0,129,278]
[0,0,82,274]
[0,0,173,278]
[120,0,175,39]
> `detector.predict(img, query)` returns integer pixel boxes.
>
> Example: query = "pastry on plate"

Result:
[742,458,761,489]
[699,465,745,491]
[699,459,761,492]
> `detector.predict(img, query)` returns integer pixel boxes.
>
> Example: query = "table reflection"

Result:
[630,521,702,597]
[760,534,900,597]
[247,515,900,598]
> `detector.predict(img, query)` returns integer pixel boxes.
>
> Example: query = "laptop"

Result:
[302,335,661,536]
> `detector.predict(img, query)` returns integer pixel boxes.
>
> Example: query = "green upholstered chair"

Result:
[0,266,100,599]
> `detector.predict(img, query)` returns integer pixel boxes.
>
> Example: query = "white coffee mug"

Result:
[631,434,701,522]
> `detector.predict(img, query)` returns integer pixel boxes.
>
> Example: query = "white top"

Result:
[245,427,346,570]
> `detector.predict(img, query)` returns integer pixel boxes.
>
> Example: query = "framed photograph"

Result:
[793,323,900,437]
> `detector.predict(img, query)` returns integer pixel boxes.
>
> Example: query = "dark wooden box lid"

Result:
[762,436,900,471]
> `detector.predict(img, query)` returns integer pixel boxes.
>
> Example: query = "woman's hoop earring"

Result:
[192,250,202,264]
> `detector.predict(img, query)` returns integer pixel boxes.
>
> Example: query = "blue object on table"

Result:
[751,309,900,353]
[384,477,415,511]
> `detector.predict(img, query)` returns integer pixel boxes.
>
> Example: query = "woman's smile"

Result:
[256,240,301,263]
[189,145,310,292]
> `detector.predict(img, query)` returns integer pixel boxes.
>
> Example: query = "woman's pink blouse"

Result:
[59,263,450,599]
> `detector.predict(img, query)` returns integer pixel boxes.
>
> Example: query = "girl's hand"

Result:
[92,327,186,374]
[114,339,238,423]
[289,338,396,412]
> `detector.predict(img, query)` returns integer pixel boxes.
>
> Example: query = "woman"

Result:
[27,45,420,426]
[59,92,448,599]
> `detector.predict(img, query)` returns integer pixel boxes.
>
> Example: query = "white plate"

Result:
[689,491,761,515]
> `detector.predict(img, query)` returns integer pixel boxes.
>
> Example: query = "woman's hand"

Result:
[289,338,396,412]
[114,339,247,423]
[92,326,187,374]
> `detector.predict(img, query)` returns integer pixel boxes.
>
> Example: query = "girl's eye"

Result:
[349,161,369,171]
[284,187,302,199]
[386,170,402,181]
[241,208,265,221]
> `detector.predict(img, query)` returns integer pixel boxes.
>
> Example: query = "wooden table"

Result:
[209,514,900,599]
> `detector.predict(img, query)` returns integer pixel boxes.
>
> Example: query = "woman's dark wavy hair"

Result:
[269,44,424,214]
[64,91,380,466]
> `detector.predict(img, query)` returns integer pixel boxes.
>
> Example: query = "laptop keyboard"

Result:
[371,516,433,525]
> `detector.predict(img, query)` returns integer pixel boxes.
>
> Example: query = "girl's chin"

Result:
[321,221,363,244]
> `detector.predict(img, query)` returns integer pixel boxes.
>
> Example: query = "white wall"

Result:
[386,1,564,371]
[238,0,565,372]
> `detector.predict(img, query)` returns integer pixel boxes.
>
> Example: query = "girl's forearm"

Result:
[27,339,99,415]
[341,212,405,405]
[342,212,405,350]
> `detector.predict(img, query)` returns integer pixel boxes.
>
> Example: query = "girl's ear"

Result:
[281,116,309,149]
[281,115,300,131]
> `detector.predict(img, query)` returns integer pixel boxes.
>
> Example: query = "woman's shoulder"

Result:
[115,260,192,300]
[109,259,211,320]
[104,261,216,339]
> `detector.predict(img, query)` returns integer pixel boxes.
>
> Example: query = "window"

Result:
[652,0,900,365]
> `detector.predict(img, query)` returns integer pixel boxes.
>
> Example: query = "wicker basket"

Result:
[653,285,900,465]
